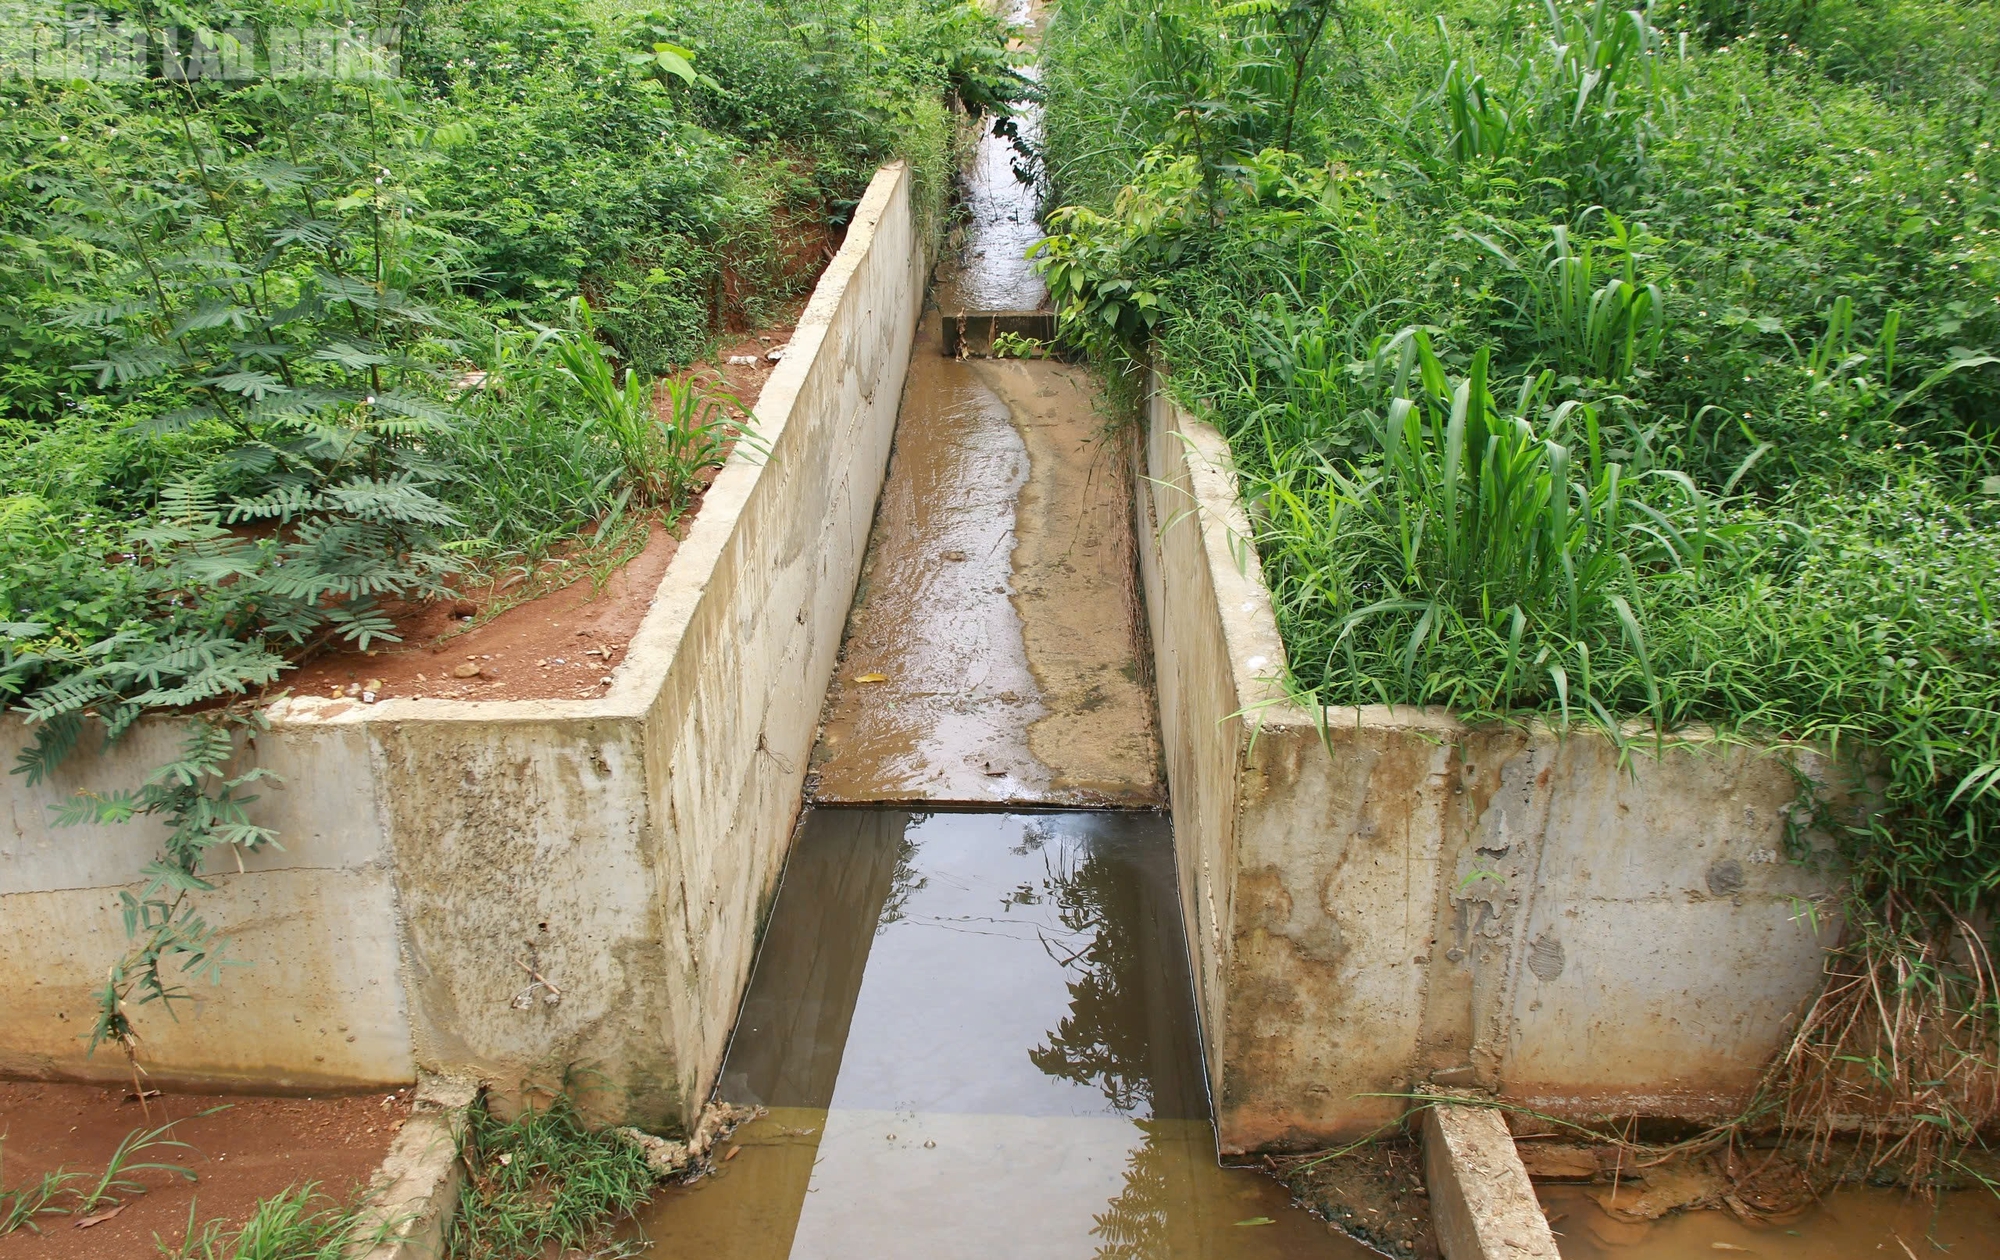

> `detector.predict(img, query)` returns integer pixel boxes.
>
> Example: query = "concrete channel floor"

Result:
[631,810,1369,1258]
[806,321,1163,808]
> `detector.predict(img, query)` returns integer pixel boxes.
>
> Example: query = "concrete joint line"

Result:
[1422,1098,1559,1260]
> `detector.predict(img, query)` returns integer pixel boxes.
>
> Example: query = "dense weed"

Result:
[449,1091,658,1259]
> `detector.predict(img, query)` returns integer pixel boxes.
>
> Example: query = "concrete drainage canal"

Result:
[629,26,1367,1253]
[636,809,1359,1257]
[11,2,2000,1256]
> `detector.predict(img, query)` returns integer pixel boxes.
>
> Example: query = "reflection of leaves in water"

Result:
[1091,1120,1171,1260]
[876,823,927,934]
[1003,880,1042,909]
[1012,819,1052,856]
[1028,839,1153,1114]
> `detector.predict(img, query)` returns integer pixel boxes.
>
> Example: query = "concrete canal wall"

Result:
[1134,378,1861,1152]
[0,161,926,1131]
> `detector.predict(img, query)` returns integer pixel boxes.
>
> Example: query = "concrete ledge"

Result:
[1134,374,1860,1150]
[938,310,1056,357]
[351,1075,477,1260]
[1423,1100,1560,1260]
[3,161,929,1129]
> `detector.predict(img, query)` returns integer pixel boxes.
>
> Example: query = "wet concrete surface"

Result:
[807,324,1161,807]
[632,810,1365,1258]
[807,0,1163,807]
[1538,1181,2000,1256]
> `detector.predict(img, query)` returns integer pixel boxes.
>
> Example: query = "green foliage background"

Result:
[0,0,1023,1055]
[1036,0,2000,908]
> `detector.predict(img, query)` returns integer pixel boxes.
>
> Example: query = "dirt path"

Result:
[806,325,1161,807]
[0,1081,406,1258]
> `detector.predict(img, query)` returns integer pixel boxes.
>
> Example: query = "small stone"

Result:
[766,344,788,362]
[452,662,482,679]
[726,355,758,366]
[942,549,968,562]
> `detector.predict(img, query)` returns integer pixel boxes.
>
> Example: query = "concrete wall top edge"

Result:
[1156,386,1846,766]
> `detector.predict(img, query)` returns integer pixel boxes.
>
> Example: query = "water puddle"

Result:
[632,810,1364,1258]
[1540,1183,2000,1257]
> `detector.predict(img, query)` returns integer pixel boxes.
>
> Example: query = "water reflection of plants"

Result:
[1027,835,1168,1116]
[1089,1121,1176,1260]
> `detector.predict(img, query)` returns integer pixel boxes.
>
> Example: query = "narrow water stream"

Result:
[632,811,1366,1258]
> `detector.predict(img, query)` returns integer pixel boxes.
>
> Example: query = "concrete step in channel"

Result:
[1422,1094,1562,1260]
[938,309,1066,359]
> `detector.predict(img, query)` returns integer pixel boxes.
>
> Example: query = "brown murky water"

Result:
[632,810,1365,1258]
[808,2,1159,808]
[807,326,1161,807]
[1539,1182,2000,1257]
[931,0,1047,315]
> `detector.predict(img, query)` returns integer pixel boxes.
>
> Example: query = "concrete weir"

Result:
[1,161,927,1128]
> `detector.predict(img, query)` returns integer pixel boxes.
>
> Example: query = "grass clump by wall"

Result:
[0,0,1027,1072]
[449,1089,661,1260]
[1037,0,2000,1169]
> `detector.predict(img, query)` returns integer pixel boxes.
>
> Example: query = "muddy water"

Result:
[808,326,1161,806]
[808,22,1158,808]
[931,0,1046,314]
[1539,1183,2000,1257]
[633,810,1363,1258]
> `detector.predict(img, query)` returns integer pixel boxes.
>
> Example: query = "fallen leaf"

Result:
[853,673,888,684]
[1234,1217,1275,1227]
[1710,1246,1751,1253]
[75,1203,127,1229]
[724,1145,741,1162]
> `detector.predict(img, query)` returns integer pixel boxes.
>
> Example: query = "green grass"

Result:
[1,1112,205,1240]
[156,1184,380,1260]
[448,1092,660,1260]
[1036,0,2000,913]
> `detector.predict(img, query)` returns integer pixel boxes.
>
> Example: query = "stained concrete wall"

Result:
[1134,381,1857,1153]
[0,162,924,1128]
